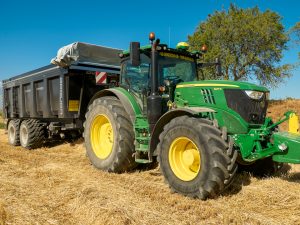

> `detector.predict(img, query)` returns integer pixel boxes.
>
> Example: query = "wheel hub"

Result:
[20,124,29,145]
[90,114,114,159]
[8,125,15,143]
[182,149,200,168]
[169,137,201,181]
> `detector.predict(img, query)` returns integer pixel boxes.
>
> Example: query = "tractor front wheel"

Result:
[158,116,237,200]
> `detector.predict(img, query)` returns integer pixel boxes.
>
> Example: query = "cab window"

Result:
[158,55,197,84]
[121,54,150,92]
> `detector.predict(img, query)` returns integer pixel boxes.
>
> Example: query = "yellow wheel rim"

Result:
[90,114,114,159]
[169,137,201,181]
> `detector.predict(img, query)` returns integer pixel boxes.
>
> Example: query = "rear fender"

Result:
[87,88,143,123]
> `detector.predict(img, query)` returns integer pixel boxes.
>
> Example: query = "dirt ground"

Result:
[1,100,300,225]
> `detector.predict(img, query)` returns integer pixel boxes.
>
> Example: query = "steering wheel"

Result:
[164,75,180,80]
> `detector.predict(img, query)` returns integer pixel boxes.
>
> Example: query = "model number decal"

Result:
[159,52,194,62]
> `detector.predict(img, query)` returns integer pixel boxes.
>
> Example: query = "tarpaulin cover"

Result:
[51,42,123,67]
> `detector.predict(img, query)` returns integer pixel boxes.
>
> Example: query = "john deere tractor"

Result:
[84,32,300,199]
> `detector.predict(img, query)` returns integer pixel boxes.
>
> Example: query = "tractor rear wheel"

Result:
[84,96,136,173]
[19,119,45,149]
[7,119,20,146]
[158,116,237,200]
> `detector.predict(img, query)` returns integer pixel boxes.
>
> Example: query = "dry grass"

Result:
[0,116,4,129]
[0,100,300,225]
[0,202,7,225]
[267,99,300,131]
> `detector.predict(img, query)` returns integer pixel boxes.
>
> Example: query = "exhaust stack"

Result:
[147,32,162,133]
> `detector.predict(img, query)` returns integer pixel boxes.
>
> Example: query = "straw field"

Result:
[0,100,300,225]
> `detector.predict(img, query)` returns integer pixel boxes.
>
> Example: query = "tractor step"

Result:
[135,148,148,152]
[135,158,152,164]
[134,116,151,163]
[134,150,152,163]
[135,137,149,141]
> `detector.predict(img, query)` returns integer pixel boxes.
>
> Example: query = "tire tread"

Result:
[158,116,238,200]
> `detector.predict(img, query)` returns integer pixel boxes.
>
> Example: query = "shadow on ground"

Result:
[43,137,84,148]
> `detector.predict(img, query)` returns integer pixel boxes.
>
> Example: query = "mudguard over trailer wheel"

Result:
[158,116,238,200]
[84,97,136,173]
[7,119,21,146]
[19,119,45,149]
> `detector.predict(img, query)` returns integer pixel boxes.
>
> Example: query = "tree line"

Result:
[188,4,299,87]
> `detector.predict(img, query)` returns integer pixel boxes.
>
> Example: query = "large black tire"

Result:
[7,119,20,146]
[84,96,136,173]
[237,156,283,177]
[158,116,238,200]
[19,119,45,149]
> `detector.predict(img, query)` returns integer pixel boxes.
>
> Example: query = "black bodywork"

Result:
[224,89,268,124]
[2,63,120,132]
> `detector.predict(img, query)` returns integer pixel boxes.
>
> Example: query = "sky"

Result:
[0,0,299,99]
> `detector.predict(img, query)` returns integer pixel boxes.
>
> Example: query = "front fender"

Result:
[150,107,215,156]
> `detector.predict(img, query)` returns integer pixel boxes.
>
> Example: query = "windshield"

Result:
[158,53,197,84]
[120,52,197,90]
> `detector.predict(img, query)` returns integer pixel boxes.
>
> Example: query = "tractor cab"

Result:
[119,42,199,86]
[118,35,213,114]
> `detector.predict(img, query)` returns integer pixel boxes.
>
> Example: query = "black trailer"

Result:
[2,42,122,148]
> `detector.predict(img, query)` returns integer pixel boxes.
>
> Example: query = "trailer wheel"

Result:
[7,119,20,146]
[19,119,45,149]
[158,116,237,200]
[84,97,136,172]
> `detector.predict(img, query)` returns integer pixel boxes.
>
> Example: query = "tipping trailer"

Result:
[2,34,300,200]
[2,42,122,148]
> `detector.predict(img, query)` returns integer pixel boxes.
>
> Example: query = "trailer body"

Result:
[2,43,122,137]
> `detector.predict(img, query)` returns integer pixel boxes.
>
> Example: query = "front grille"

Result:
[224,89,268,124]
[201,88,216,104]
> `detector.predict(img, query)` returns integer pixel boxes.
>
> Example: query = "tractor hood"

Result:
[176,80,269,92]
[174,79,269,128]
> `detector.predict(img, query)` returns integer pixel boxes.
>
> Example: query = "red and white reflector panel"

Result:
[95,71,107,84]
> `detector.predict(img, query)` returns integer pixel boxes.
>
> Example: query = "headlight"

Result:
[245,90,264,100]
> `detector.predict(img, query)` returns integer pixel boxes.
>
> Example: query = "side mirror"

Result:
[130,42,141,66]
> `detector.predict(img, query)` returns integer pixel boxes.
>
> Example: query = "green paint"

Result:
[272,132,300,164]
[110,87,151,161]
[174,81,300,163]
[134,115,150,152]
[111,87,143,116]
[115,73,300,165]
[176,80,269,92]
[116,40,300,166]
[232,129,272,161]
[231,112,300,163]
[174,82,255,134]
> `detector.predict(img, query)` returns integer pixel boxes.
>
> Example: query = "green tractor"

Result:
[84,32,300,199]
